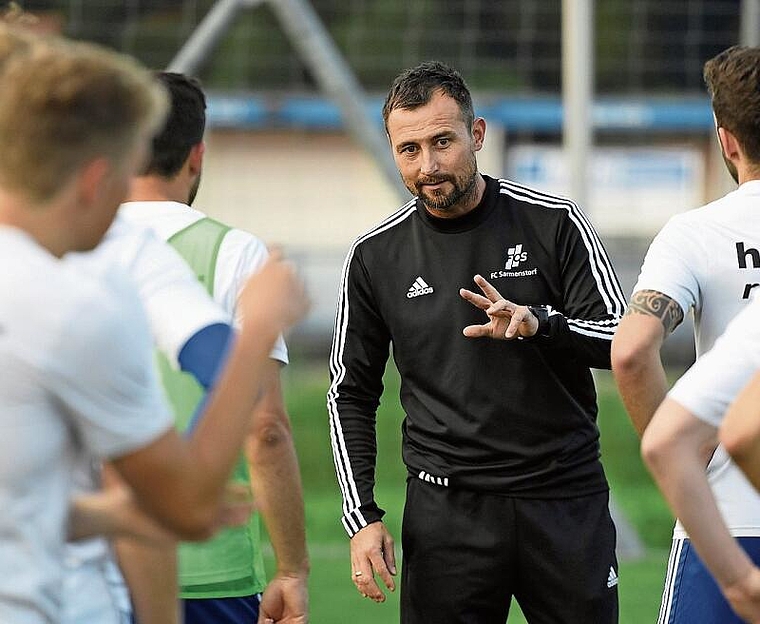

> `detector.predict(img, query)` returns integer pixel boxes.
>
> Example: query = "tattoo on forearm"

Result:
[625,290,684,334]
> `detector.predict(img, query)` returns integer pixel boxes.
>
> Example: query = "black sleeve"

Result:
[529,202,626,369]
[327,243,392,537]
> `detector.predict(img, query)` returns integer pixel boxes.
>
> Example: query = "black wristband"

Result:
[527,305,551,339]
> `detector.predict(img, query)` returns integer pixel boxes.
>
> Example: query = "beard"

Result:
[409,155,478,213]
[723,153,739,184]
[187,172,202,206]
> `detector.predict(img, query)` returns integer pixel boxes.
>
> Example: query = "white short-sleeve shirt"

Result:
[63,214,235,621]
[634,180,760,537]
[669,298,760,429]
[119,200,288,364]
[74,213,232,366]
[668,298,760,537]
[0,227,172,624]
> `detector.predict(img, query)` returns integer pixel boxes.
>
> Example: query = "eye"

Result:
[400,144,418,156]
[437,137,451,147]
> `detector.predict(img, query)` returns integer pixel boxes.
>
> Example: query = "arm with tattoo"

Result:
[625,290,684,335]
[612,290,686,436]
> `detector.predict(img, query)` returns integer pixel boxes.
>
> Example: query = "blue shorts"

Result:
[183,594,261,624]
[658,537,760,623]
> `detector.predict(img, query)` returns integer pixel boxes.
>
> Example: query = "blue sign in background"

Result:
[207,94,714,133]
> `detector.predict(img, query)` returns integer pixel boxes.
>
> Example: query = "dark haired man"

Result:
[614,45,760,623]
[115,72,308,624]
[328,61,625,623]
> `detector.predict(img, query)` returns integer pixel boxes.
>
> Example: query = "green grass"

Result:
[269,363,674,622]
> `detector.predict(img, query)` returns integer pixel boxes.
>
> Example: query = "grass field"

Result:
[268,362,675,622]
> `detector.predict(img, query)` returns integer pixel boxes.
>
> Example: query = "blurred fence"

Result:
[23,0,729,365]
[26,0,740,94]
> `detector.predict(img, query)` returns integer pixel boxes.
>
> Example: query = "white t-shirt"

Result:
[63,203,287,619]
[0,227,172,624]
[670,298,760,427]
[79,213,232,366]
[119,200,288,364]
[668,297,760,536]
[634,180,760,538]
[62,212,234,621]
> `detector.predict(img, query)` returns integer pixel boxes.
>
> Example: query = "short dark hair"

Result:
[382,61,474,131]
[704,45,760,163]
[142,71,205,177]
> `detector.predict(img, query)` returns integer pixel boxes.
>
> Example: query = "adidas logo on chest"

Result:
[407,276,434,298]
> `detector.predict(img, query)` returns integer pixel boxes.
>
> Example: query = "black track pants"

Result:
[400,478,619,624]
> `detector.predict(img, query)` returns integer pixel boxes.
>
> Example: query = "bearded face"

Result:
[387,92,485,218]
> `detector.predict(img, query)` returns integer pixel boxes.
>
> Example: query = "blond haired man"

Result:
[0,31,307,624]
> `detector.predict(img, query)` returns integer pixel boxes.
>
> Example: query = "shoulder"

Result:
[87,215,163,272]
[494,178,609,247]
[73,219,210,304]
[63,262,147,347]
[668,191,741,226]
[215,226,269,291]
[220,227,268,265]
[495,178,578,213]
[351,199,418,253]
[54,264,159,406]
[493,178,596,235]
[0,241,83,351]
[9,256,146,374]
[51,252,136,329]
[652,200,726,245]
[119,200,205,240]
[211,225,273,314]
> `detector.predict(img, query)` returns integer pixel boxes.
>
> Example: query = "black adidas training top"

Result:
[328,175,626,537]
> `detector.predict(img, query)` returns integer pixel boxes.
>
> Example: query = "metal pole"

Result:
[168,0,266,75]
[741,0,760,47]
[265,0,408,201]
[561,0,592,211]
[563,0,644,560]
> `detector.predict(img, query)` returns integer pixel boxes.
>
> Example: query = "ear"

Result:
[76,157,110,209]
[717,126,741,163]
[187,142,205,177]
[471,117,486,152]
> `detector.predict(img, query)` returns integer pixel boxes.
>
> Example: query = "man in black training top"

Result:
[327,61,626,623]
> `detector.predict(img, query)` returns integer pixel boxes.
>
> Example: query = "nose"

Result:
[419,148,439,177]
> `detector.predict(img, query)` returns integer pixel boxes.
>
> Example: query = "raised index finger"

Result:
[459,288,492,310]
[473,274,505,303]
